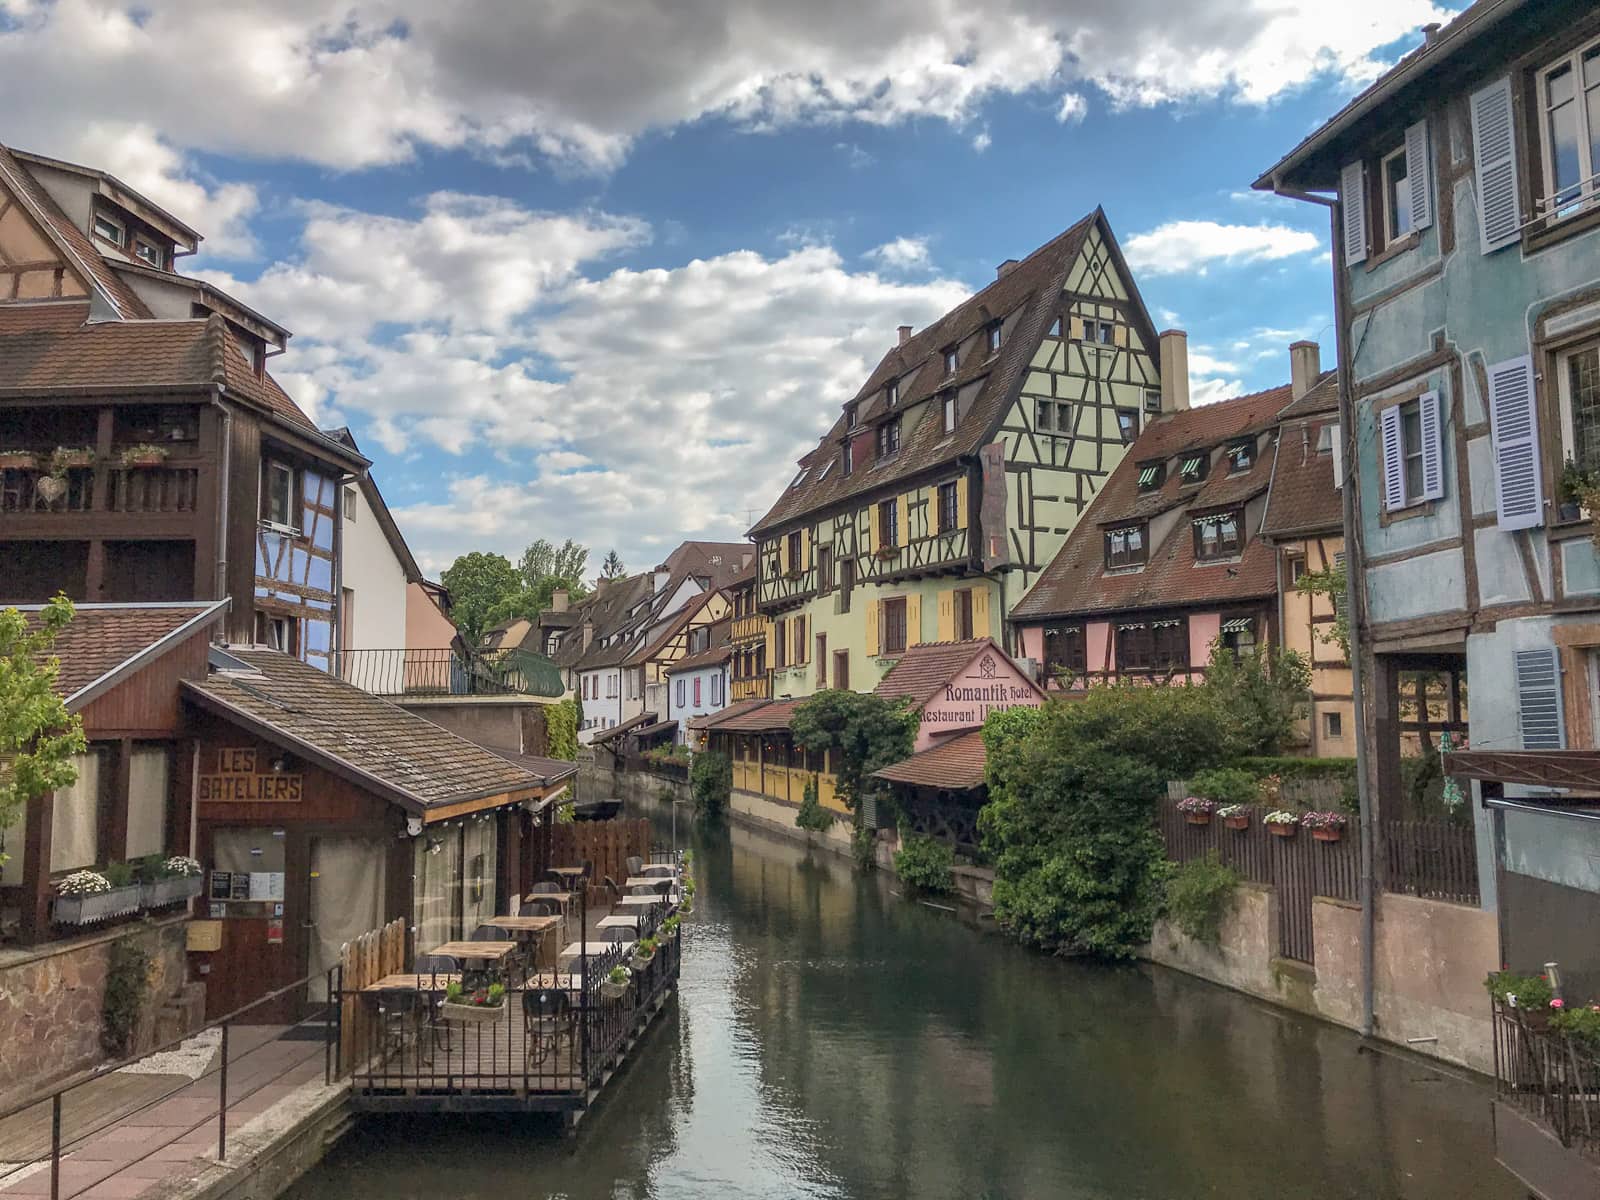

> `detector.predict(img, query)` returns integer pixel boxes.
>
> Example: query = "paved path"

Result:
[0,1026,326,1200]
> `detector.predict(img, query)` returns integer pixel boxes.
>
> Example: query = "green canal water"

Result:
[285,815,1520,1200]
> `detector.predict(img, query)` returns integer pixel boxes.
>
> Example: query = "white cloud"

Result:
[971,130,992,152]
[1056,92,1088,124]
[1123,220,1321,275]
[0,0,1452,178]
[864,236,932,272]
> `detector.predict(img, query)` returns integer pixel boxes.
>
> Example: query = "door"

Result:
[307,835,387,1002]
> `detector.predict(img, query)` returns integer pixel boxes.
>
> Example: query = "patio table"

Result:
[480,915,564,970]
[624,876,674,893]
[597,914,640,931]
[427,940,518,991]
[362,973,462,992]
[557,940,635,972]
[617,893,679,908]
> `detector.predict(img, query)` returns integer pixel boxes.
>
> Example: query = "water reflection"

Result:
[285,813,1517,1200]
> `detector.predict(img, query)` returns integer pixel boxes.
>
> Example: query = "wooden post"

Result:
[19,789,55,945]
[102,738,131,865]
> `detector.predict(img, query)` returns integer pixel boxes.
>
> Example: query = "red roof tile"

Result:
[20,601,225,704]
[874,730,987,791]
[873,639,1002,707]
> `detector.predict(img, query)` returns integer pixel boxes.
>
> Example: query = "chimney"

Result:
[581,619,594,652]
[1158,329,1190,413]
[551,588,569,613]
[996,259,1020,279]
[897,324,913,346]
[1422,21,1441,44]
[1290,340,1321,401]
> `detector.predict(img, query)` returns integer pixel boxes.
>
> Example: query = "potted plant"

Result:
[140,855,204,908]
[661,914,682,941]
[0,449,37,470]
[1216,804,1250,831]
[601,965,632,1001]
[1551,1004,1600,1052]
[1486,969,1557,1029]
[53,868,142,925]
[1263,810,1299,838]
[441,981,507,1023]
[632,935,658,971]
[1301,811,1348,842]
[120,443,170,468]
[874,547,897,562]
[50,446,95,472]
[1176,796,1216,825]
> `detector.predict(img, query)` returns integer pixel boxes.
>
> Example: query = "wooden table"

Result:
[617,894,678,908]
[428,940,518,962]
[363,973,462,992]
[550,866,587,881]
[522,890,574,910]
[557,940,634,971]
[597,913,639,932]
[481,915,564,969]
[624,876,674,893]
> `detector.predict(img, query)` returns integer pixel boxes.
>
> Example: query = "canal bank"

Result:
[281,807,1518,1200]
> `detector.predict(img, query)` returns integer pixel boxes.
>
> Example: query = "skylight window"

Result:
[790,467,809,490]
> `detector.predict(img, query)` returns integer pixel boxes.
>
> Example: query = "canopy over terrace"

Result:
[692,698,851,816]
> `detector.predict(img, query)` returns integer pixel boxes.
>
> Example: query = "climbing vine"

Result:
[102,936,151,1057]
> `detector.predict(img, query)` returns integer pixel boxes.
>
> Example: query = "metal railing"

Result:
[1493,1002,1600,1158]
[336,647,564,698]
[0,968,339,1200]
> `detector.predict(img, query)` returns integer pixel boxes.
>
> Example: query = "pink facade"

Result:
[1025,610,1232,689]
[914,646,1044,752]
[1188,612,1221,666]
[406,582,457,650]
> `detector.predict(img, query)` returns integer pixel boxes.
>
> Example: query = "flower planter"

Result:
[600,980,631,1001]
[123,453,168,468]
[0,452,37,470]
[1310,827,1344,843]
[1519,1007,1551,1031]
[1223,815,1250,831]
[631,950,655,972]
[1184,812,1212,826]
[1266,823,1297,838]
[141,875,203,908]
[441,1000,506,1024]
[54,884,142,925]
[52,450,94,469]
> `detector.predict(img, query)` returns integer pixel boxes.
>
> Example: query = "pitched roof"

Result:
[1261,383,1345,539]
[688,697,771,731]
[590,711,659,744]
[482,747,580,788]
[693,697,803,732]
[750,211,1156,536]
[874,730,988,791]
[9,148,202,246]
[183,648,546,815]
[664,643,731,674]
[873,638,1006,707]
[1276,372,1340,422]
[1012,384,1293,622]
[21,601,228,708]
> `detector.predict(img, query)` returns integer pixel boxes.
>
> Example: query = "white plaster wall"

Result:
[1366,548,1467,621]
[1473,528,1532,607]
[341,483,408,651]
[665,664,730,740]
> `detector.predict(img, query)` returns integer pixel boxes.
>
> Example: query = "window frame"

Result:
[1226,438,1255,474]
[786,530,803,573]
[1104,523,1148,570]
[937,480,959,533]
[1178,450,1209,484]
[954,588,974,641]
[1114,618,1188,673]
[1379,143,1413,247]
[1136,461,1166,492]
[1323,710,1344,740]
[881,596,908,655]
[876,418,902,461]
[1036,399,1054,432]
[987,322,1003,354]
[1535,34,1600,221]
[878,498,898,550]
[1042,623,1087,677]
[886,381,899,408]
[92,211,125,247]
[1116,408,1138,445]
[943,346,958,376]
[1556,337,1600,474]
[1192,508,1244,562]
[262,460,297,531]
[1144,389,1161,414]
[942,390,958,434]
[133,238,163,268]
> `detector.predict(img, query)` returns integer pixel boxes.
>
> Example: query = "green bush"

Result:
[795,777,834,832]
[851,823,879,870]
[1203,644,1312,756]
[893,834,954,895]
[1234,756,1358,782]
[1552,1005,1600,1050]
[1189,767,1260,806]
[547,697,579,761]
[1164,852,1240,946]
[102,936,150,1056]
[689,750,730,821]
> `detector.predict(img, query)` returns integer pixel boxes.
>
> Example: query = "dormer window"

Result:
[886,381,898,408]
[943,346,958,375]
[790,467,809,490]
[1193,509,1243,561]
[133,239,163,268]
[847,404,860,429]
[876,418,901,460]
[1179,451,1209,483]
[842,442,854,477]
[1145,389,1161,414]
[1105,523,1147,569]
[987,322,1003,354]
[1136,461,1165,491]
[92,212,125,247]
[1226,438,1255,474]
[942,390,958,434]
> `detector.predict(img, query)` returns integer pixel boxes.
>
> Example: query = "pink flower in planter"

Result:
[1551,997,1565,1009]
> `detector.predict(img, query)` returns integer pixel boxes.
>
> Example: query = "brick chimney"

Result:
[1158,330,1190,412]
[1290,341,1321,400]
[996,259,1019,279]
[551,589,569,613]
[897,324,913,345]
[581,618,594,652]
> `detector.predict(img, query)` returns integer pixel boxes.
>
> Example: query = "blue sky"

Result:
[0,0,1460,577]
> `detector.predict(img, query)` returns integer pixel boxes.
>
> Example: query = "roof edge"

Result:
[65,599,230,712]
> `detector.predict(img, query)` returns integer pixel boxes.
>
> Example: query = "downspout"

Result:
[213,392,232,615]
[1274,181,1377,1040]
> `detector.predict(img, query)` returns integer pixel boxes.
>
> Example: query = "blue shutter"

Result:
[1471,76,1521,253]
[1514,648,1565,750]
[1341,160,1368,265]
[1417,391,1444,501]
[1488,355,1542,529]
[1380,405,1406,509]
[1405,119,1434,232]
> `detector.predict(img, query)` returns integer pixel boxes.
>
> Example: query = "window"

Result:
[847,404,860,429]
[712,674,724,706]
[842,441,854,477]
[954,588,974,640]
[886,381,898,409]
[816,633,827,686]
[1558,341,1600,473]
[1323,711,1344,740]
[818,545,834,593]
[987,322,1003,353]
[92,212,125,246]
[676,679,686,708]
[876,418,901,460]
[882,597,908,654]
[943,346,958,375]
[1042,623,1086,677]
[1116,408,1138,444]
[343,486,357,521]
[1193,510,1243,561]
[547,632,561,656]
[1105,524,1147,570]
[786,531,803,573]
[262,461,296,529]
[878,498,898,550]
[1115,618,1188,672]
[1288,555,1308,585]
[1079,318,1116,345]
[258,613,294,653]
[1380,393,1444,511]
[1219,615,1256,660]
[774,618,787,669]
[1226,438,1254,474]
[1136,461,1165,492]
[792,617,807,665]
[1316,423,1335,452]
[1036,399,1054,432]
[1380,145,1413,245]
[235,331,263,376]
[942,391,958,434]
[839,559,854,613]
[833,650,850,691]
[1537,37,1600,218]
[1178,450,1209,483]
[133,239,163,268]
[789,467,809,490]
[937,481,960,533]
[1048,316,1063,336]
[1144,389,1161,414]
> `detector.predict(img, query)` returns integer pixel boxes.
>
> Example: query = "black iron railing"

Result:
[1493,1002,1600,1158]
[336,648,564,699]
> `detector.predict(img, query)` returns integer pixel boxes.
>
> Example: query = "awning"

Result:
[1137,466,1159,487]
[1221,617,1254,634]
[591,711,659,744]
[631,719,679,739]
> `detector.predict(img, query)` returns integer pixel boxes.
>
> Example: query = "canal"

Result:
[286,813,1520,1200]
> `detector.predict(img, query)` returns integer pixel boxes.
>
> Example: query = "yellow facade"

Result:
[1278,536,1354,756]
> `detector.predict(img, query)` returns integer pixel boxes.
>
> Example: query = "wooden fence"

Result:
[337,916,407,1076]
[1381,819,1481,905]
[550,817,654,895]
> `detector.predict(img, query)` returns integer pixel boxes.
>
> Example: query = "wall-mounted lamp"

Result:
[406,816,423,838]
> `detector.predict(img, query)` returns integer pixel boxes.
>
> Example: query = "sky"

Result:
[0,0,1462,579]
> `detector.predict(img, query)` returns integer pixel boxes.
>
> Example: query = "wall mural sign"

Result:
[198,747,303,803]
[918,652,1043,737]
[979,442,1011,572]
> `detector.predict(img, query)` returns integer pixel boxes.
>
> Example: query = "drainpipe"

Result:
[213,392,232,610]
[1272,181,1377,1040]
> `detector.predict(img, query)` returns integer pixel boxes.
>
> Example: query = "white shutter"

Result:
[1417,390,1444,501]
[1471,76,1521,253]
[1331,423,1344,490]
[1514,647,1565,750]
[1488,355,1543,529]
[1341,160,1368,265]
[1380,405,1406,510]
[1405,118,1433,232]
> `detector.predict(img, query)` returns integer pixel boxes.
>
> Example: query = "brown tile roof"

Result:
[873,639,1002,707]
[590,711,659,743]
[482,747,580,788]
[1012,385,1292,622]
[1275,372,1340,422]
[688,697,771,731]
[665,618,733,675]
[751,210,1156,536]
[22,601,227,705]
[1261,398,1345,539]
[874,730,987,791]
[184,648,545,812]
[696,697,804,732]
[0,302,94,334]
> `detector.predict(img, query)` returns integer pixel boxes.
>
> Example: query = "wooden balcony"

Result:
[1,458,205,536]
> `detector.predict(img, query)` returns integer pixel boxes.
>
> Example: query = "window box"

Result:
[0,451,38,470]
[51,447,95,471]
[875,547,898,562]
[141,874,204,909]
[441,998,507,1024]
[54,884,143,926]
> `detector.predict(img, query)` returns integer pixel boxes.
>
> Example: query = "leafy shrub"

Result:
[1552,1005,1600,1050]
[547,697,579,761]
[1486,969,1554,1009]
[1164,852,1239,946]
[102,936,150,1056]
[894,834,954,895]
[1190,767,1260,806]
[851,823,879,870]
[690,750,730,820]
[1203,644,1312,756]
[795,777,834,832]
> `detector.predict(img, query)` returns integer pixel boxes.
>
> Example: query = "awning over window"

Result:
[1151,618,1181,629]
[1221,617,1253,634]
[1137,466,1159,487]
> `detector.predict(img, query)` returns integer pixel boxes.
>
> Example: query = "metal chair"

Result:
[522,988,572,1067]
[524,897,558,917]
[625,855,644,877]
[530,881,561,894]
[374,988,430,1066]
[627,884,660,896]
[542,870,567,887]
[415,953,458,976]
[470,924,504,941]
[599,925,632,944]
[412,955,457,1052]
[580,858,595,884]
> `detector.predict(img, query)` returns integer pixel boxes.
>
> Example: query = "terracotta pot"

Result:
[0,453,37,470]
[1311,827,1343,842]
[1224,815,1250,831]
[1184,812,1212,826]
[1267,823,1297,838]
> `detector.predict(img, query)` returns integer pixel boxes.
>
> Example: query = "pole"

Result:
[217,1021,229,1160]
[50,1093,61,1200]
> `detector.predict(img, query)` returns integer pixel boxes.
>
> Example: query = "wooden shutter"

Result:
[801,527,812,571]
[1515,647,1565,749]
[865,599,881,657]
[972,586,991,638]
[956,477,969,529]
[1069,315,1085,341]
[1405,119,1433,232]
[1417,390,1444,501]
[779,536,790,574]
[1331,423,1344,490]
[896,493,910,547]
[1340,160,1367,265]
[1488,355,1542,530]
[937,589,955,642]
[765,623,777,668]
[905,593,923,646]
[1471,76,1521,253]
[869,502,882,552]
[1380,405,1406,510]
[816,634,826,685]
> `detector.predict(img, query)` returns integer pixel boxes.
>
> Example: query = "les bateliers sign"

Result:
[198,747,303,803]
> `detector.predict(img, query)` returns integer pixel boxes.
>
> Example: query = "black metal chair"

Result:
[522,988,572,1068]
[627,884,658,897]
[625,855,644,877]
[599,924,632,944]
[374,988,430,1067]
[470,923,504,941]
[529,881,561,894]
[580,857,595,884]
[542,870,567,887]
[524,897,558,917]
[412,955,458,1053]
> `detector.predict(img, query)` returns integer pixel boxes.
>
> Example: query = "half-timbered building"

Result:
[747,210,1163,698]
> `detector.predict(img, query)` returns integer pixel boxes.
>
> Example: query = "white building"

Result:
[664,621,731,743]
[326,429,423,656]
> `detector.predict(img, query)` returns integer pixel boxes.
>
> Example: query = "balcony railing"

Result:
[337,648,565,699]
[0,459,201,516]
[1494,1002,1600,1160]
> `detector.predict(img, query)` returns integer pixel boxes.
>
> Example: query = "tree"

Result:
[1203,643,1312,756]
[600,550,625,580]
[790,690,918,825]
[1297,561,1350,661]
[1,596,87,865]
[519,538,589,590]
[690,750,730,820]
[440,552,520,645]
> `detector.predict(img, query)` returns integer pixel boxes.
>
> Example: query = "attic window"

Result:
[876,418,901,460]
[1316,423,1335,452]
[1226,438,1254,474]
[1117,408,1138,444]
[1144,389,1161,414]
[987,322,1003,353]
[816,459,835,482]
[1179,451,1209,482]
[886,381,899,408]
[1105,524,1147,569]
[133,239,163,268]
[942,390,958,434]
[1136,462,1165,491]
[1192,509,1243,561]
[92,212,125,247]
[847,404,860,428]
[790,467,809,490]
[943,346,958,376]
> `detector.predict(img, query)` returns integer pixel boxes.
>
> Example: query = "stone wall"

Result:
[1146,885,1498,1073]
[0,915,196,1112]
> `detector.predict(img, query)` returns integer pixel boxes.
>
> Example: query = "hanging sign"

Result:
[198,747,303,803]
